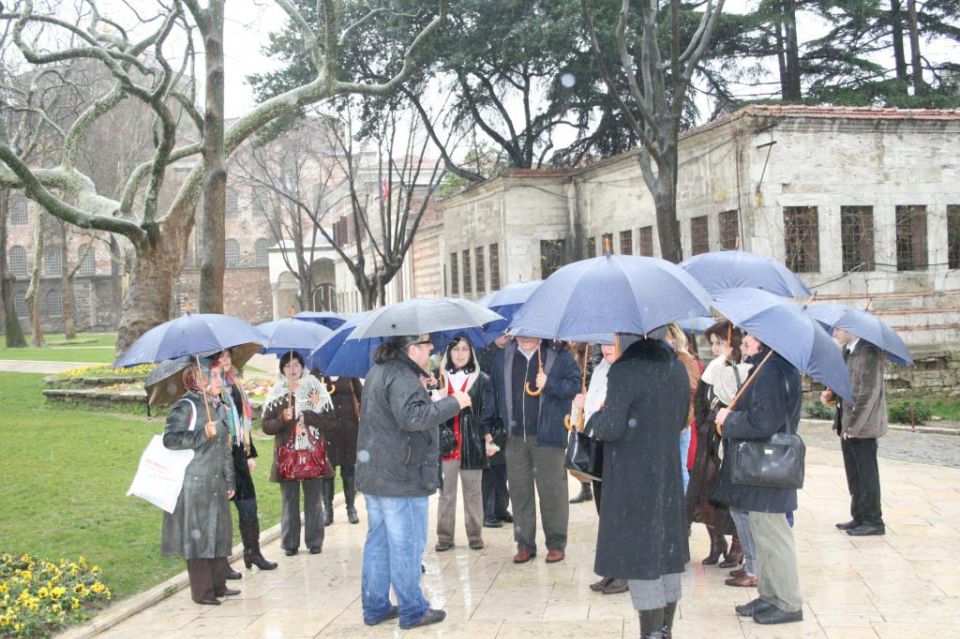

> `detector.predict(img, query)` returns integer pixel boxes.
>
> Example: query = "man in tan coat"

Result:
[820,328,887,536]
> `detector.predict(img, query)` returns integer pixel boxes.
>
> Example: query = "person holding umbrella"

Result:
[160,357,239,606]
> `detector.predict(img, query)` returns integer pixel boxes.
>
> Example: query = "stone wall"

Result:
[176,266,273,324]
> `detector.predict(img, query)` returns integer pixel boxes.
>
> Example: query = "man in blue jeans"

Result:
[355,334,471,629]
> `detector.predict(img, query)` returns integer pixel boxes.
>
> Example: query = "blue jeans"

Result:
[730,508,757,575]
[361,495,430,626]
[679,427,691,493]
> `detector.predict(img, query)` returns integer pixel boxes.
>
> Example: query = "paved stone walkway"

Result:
[80,441,960,639]
[0,360,93,374]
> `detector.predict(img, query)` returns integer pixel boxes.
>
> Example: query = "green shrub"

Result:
[888,399,934,425]
[804,401,835,420]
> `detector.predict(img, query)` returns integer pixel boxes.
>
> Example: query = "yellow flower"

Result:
[71,598,80,610]
[37,587,49,599]
[14,622,23,632]
[91,565,101,574]
[51,603,62,613]
[19,570,31,581]
[91,582,106,595]
[0,583,7,594]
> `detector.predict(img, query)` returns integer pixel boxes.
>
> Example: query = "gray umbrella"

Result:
[347,297,503,340]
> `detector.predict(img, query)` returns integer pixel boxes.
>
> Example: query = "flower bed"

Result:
[0,553,112,638]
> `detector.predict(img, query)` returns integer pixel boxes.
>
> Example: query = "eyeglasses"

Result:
[413,340,432,348]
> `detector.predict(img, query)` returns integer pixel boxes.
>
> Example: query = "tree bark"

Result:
[890,0,909,82]
[0,190,27,347]
[59,222,76,339]
[906,0,924,95]
[781,0,802,101]
[25,212,44,347]
[648,154,683,264]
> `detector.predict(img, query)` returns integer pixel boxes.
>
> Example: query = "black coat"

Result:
[226,383,258,501]
[711,352,802,514]
[591,339,691,580]
[441,370,497,471]
[323,376,362,467]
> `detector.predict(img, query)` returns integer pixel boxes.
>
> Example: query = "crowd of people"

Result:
[158,315,889,636]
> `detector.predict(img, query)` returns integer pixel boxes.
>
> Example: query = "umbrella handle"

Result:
[525,347,545,397]
[193,355,215,435]
[326,384,337,396]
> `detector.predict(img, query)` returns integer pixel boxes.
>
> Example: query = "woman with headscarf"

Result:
[160,357,238,605]
[434,335,496,552]
[262,351,336,556]
[215,349,277,573]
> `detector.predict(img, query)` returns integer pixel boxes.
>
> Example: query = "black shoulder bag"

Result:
[731,378,805,490]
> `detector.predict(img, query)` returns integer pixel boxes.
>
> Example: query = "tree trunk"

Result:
[198,0,227,314]
[58,223,77,339]
[906,0,924,95]
[890,0,909,82]
[0,190,27,347]
[650,156,683,264]
[25,212,44,347]
[361,286,378,311]
[115,236,185,355]
[781,0,802,101]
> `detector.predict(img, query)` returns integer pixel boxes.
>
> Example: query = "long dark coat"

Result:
[323,376,362,467]
[711,351,802,514]
[685,381,735,534]
[591,339,691,580]
[160,392,236,560]
[226,382,258,501]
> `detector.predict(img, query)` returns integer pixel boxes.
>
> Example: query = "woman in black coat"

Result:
[714,334,804,626]
[319,376,362,526]
[591,335,691,639]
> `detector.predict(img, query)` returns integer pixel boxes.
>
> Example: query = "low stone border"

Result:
[801,417,960,436]
[56,492,346,639]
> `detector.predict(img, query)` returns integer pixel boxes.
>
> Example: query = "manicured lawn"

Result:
[0,333,117,363]
[0,372,288,601]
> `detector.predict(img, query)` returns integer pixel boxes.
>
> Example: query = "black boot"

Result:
[661,601,677,639]
[322,479,335,526]
[719,534,743,569]
[639,608,665,639]
[569,482,593,504]
[702,525,727,565]
[241,521,278,570]
[343,475,359,524]
[225,563,242,580]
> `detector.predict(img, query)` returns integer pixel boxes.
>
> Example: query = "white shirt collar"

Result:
[846,337,860,353]
[518,346,537,361]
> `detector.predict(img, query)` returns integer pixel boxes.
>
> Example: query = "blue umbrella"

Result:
[114,313,267,368]
[680,250,811,297]
[257,318,334,357]
[508,255,712,343]
[295,311,346,330]
[711,288,853,403]
[806,303,913,366]
[480,280,543,342]
[308,311,377,378]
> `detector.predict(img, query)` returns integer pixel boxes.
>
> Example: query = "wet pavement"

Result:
[801,419,960,469]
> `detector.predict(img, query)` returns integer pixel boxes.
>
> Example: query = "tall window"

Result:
[225,239,240,268]
[462,249,472,294]
[10,195,28,225]
[45,288,63,316]
[719,210,739,250]
[14,290,27,316]
[949,205,960,270]
[540,239,566,278]
[489,243,500,290]
[895,205,927,271]
[475,246,485,294]
[43,245,62,277]
[690,215,709,255]
[840,206,875,272]
[254,238,269,267]
[225,189,239,219]
[639,226,654,257]
[449,252,459,295]
[9,245,27,278]
[585,236,596,258]
[783,206,820,273]
[619,230,633,255]
[77,244,96,276]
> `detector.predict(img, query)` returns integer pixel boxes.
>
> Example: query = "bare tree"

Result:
[0,0,449,353]
[24,209,43,346]
[0,189,26,346]
[582,0,725,263]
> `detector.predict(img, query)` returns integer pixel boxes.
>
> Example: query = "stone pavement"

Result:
[0,360,93,374]
[86,442,960,639]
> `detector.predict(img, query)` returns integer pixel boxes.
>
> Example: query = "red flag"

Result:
[381,178,390,199]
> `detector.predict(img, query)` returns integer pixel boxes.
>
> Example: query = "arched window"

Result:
[77,244,96,276]
[225,188,239,219]
[14,290,27,316]
[45,288,63,316]
[225,239,240,268]
[9,246,28,278]
[9,195,28,225]
[43,245,62,277]
[254,238,269,267]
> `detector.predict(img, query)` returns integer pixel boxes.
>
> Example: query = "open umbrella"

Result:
[806,303,913,366]
[680,250,811,297]
[307,311,377,378]
[711,287,853,403]
[479,280,543,341]
[257,318,334,357]
[347,297,502,340]
[295,311,347,330]
[114,313,267,368]
[508,255,712,343]
[144,356,195,407]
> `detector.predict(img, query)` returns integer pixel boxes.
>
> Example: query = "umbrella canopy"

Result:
[257,318,334,356]
[308,311,377,378]
[478,280,543,342]
[294,311,347,330]
[508,255,712,344]
[144,356,195,406]
[114,313,267,368]
[806,303,913,366]
[347,297,502,340]
[711,288,853,403]
[680,250,811,297]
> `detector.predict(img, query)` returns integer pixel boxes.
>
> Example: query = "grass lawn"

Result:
[928,399,960,422]
[0,333,117,363]
[0,372,300,601]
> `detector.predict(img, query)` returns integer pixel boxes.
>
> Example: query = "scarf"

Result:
[224,368,253,452]
[583,358,610,423]
[265,372,333,415]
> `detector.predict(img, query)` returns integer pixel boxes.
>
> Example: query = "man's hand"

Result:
[452,391,472,410]
[820,389,834,405]
[536,372,547,389]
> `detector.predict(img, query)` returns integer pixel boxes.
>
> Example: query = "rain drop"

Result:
[560,72,576,88]
[166,381,178,394]
[190,529,202,540]
[627,418,638,428]
[357,449,370,463]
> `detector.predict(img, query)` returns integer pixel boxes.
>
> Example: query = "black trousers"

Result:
[841,437,883,525]
[482,464,510,520]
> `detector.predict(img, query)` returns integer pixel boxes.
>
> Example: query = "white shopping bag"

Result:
[127,399,197,513]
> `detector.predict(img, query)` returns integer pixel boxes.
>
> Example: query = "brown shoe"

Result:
[724,573,757,587]
[513,548,535,564]
[729,568,747,578]
[545,549,565,563]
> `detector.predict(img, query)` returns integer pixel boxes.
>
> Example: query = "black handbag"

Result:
[732,432,805,489]
[564,423,603,482]
[439,425,458,458]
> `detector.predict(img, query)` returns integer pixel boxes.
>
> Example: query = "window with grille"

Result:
[225,240,240,268]
[690,215,709,255]
[949,206,960,270]
[541,239,566,278]
[462,249,472,294]
[255,238,269,267]
[10,195,28,225]
[475,246,485,294]
[14,290,27,316]
[620,230,633,255]
[840,206,875,272]
[77,244,96,276]
[489,244,500,290]
[9,246,28,278]
[43,245,62,277]
[45,288,63,316]
[895,205,927,271]
[783,206,820,273]
[225,189,239,219]
[585,236,596,258]
[639,227,654,257]
[719,210,739,250]
[450,252,459,295]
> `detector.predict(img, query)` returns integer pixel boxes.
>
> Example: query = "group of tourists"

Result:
[156,311,889,636]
